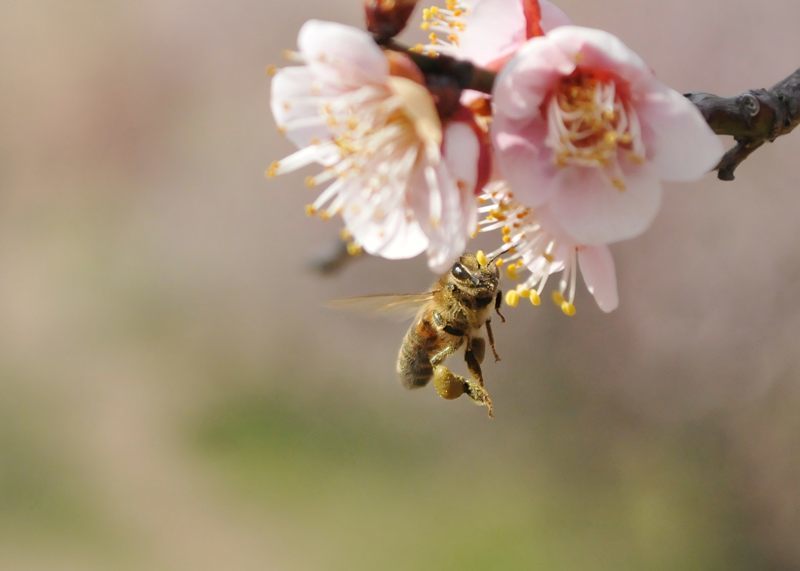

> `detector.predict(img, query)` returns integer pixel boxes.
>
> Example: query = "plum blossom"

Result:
[268,20,488,272]
[481,183,618,314]
[492,25,725,247]
[416,0,570,69]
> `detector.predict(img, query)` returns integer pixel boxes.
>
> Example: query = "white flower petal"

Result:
[270,67,330,147]
[578,245,619,312]
[637,82,725,181]
[550,163,662,245]
[298,20,388,88]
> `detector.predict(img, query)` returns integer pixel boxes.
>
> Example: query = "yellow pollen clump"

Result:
[346,241,362,256]
[476,250,488,267]
[560,301,577,316]
[505,290,520,308]
[265,161,280,178]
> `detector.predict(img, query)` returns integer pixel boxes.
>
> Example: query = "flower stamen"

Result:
[546,73,645,191]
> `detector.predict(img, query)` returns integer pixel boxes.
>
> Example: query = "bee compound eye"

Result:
[451,263,467,280]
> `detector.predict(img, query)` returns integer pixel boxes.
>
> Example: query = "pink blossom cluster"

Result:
[267,0,723,313]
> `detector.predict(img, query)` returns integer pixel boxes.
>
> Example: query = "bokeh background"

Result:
[2,0,799,569]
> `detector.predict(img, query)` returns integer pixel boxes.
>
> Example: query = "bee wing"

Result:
[327,292,436,321]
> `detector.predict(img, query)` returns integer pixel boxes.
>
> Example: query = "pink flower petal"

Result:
[492,36,576,120]
[456,0,570,71]
[578,245,619,312]
[637,82,724,181]
[458,0,527,69]
[492,117,559,206]
[549,163,662,245]
[540,0,571,31]
[298,20,388,88]
[545,26,651,90]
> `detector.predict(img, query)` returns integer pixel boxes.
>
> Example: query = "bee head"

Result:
[448,251,499,294]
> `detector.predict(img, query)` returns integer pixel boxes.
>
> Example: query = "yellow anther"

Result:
[304,176,317,188]
[494,258,505,267]
[265,64,278,77]
[529,291,542,306]
[502,235,512,244]
[517,287,531,298]
[421,22,431,31]
[476,250,488,267]
[346,241,362,256]
[506,264,519,280]
[304,204,317,217]
[410,44,424,53]
[429,6,439,15]
[505,290,520,308]
[265,161,280,178]
[560,301,576,316]
[429,32,437,42]
[318,211,332,221]
[501,226,511,235]
[543,253,554,263]
[551,290,565,306]
[603,131,617,145]
[612,177,626,192]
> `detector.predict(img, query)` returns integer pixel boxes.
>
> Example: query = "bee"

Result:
[336,251,505,418]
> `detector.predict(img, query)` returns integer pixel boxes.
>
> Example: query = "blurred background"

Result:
[1,0,799,569]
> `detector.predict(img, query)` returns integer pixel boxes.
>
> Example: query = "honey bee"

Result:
[336,251,505,418]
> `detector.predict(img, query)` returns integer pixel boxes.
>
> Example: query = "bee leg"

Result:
[432,365,494,419]
[485,320,501,362]
[494,290,506,323]
[464,339,495,418]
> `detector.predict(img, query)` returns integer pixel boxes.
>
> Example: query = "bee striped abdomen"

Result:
[396,315,439,389]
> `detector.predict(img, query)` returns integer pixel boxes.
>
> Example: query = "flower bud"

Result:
[365,0,419,40]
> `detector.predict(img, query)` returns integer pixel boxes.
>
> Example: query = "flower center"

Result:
[546,73,645,190]
[479,184,579,316]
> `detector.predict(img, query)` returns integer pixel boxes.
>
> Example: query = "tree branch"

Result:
[685,68,800,180]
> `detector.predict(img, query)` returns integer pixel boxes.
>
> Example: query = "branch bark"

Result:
[685,68,800,180]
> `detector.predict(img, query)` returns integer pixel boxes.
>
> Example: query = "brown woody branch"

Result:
[379,38,800,182]
[685,68,800,180]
